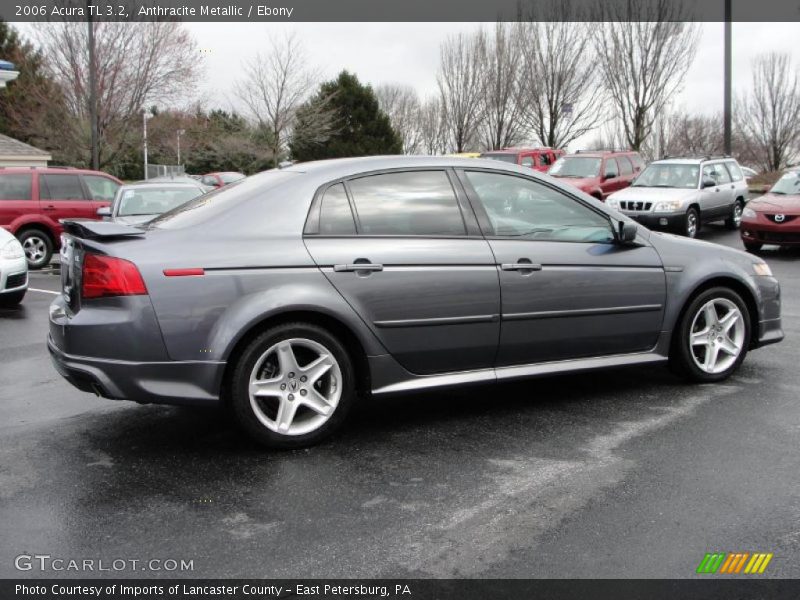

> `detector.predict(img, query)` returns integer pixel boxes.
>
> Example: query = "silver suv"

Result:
[606,156,749,238]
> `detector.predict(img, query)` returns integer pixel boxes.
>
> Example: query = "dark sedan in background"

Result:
[48,156,782,448]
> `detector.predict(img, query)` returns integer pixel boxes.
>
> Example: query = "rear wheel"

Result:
[230,322,357,448]
[18,229,53,270]
[0,289,25,307]
[683,207,700,238]
[725,199,744,229]
[670,287,751,382]
[743,242,763,253]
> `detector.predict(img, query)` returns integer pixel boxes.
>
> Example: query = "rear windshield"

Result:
[148,171,298,229]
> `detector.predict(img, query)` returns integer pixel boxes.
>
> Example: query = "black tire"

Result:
[669,287,751,383]
[17,229,53,270]
[682,207,700,238]
[229,322,357,449]
[725,199,745,230]
[0,289,25,307]
[744,242,763,253]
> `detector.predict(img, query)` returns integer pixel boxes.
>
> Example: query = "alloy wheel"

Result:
[248,337,342,436]
[732,202,743,227]
[22,236,47,264]
[686,211,698,238]
[689,298,746,374]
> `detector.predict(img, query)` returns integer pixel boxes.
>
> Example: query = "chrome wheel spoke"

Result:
[719,337,740,356]
[276,341,300,377]
[703,344,721,371]
[300,388,334,416]
[691,329,710,347]
[302,354,334,386]
[250,377,283,398]
[275,397,299,432]
[719,310,739,333]
[703,304,719,328]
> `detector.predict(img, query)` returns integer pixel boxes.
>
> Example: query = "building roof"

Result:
[0,133,51,158]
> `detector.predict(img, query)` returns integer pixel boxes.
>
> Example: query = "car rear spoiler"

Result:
[60,219,146,240]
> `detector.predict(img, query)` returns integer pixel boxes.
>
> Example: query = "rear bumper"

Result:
[47,335,224,406]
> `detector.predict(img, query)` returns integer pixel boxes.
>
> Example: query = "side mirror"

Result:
[604,172,618,181]
[702,178,717,188]
[96,206,111,217]
[616,220,638,244]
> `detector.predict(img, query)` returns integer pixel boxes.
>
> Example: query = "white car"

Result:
[0,226,28,307]
[606,156,750,238]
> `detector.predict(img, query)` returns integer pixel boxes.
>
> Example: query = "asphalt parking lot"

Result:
[1,225,798,579]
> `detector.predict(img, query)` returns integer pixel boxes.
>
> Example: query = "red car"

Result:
[0,167,121,269]
[741,168,800,252]
[480,147,565,172]
[548,150,645,200]
[200,171,246,188]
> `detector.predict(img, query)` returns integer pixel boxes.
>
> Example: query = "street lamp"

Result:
[177,129,185,167]
[142,110,151,180]
[723,0,732,155]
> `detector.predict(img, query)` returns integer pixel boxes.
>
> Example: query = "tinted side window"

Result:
[604,158,620,178]
[618,156,634,175]
[40,174,86,200]
[464,171,614,243]
[348,171,465,236]
[0,174,32,200]
[539,153,553,166]
[319,183,356,235]
[83,175,119,201]
[726,162,743,182]
[520,156,534,168]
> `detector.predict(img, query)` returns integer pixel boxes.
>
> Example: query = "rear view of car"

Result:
[741,168,800,252]
[480,147,564,172]
[0,226,27,307]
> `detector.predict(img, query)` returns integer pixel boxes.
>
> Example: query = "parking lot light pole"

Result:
[177,129,185,166]
[143,110,149,180]
[724,0,732,156]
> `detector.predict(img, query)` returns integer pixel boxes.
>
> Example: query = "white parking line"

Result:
[28,288,60,296]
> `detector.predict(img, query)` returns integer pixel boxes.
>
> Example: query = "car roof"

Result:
[653,157,737,165]
[280,155,545,179]
[121,182,203,190]
[0,166,115,176]
[482,147,556,154]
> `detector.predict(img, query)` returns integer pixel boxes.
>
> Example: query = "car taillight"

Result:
[81,253,147,299]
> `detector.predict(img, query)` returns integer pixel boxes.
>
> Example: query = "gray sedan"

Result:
[48,156,783,448]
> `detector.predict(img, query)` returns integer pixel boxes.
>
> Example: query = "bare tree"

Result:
[235,32,318,166]
[418,97,447,155]
[478,23,526,150]
[517,2,605,149]
[437,32,486,153]
[736,52,800,171]
[33,21,199,169]
[592,0,700,151]
[376,83,423,154]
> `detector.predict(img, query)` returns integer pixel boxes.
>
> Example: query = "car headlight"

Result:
[753,262,773,277]
[743,207,757,218]
[606,198,619,209]
[0,238,24,260]
[653,201,682,212]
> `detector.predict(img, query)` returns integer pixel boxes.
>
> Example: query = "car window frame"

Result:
[39,172,89,201]
[81,174,119,202]
[455,167,617,244]
[0,172,33,201]
[603,157,620,179]
[304,167,482,239]
[617,155,635,176]
[724,161,743,182]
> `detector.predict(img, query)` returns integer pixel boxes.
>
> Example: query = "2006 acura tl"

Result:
[48,156,783,448]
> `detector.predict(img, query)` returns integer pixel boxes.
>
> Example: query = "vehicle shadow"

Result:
[0,303,27,319]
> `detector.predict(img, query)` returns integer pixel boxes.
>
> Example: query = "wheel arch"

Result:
[670,276,760,353]
[218,309,372,405]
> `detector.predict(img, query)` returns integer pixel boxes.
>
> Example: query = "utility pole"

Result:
[143,110,149,180]
[177,129,185,166]
[87,14,99,170]
[723,0,732,156]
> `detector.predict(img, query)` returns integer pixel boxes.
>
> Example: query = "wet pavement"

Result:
[1,226,798,579]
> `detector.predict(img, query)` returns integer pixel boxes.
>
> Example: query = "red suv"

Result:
[548,150,645,200]
[480,147,565,172]
[0,167,121,269]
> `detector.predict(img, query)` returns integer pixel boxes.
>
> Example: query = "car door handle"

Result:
[334,263,383,272]
[501,263,542,272]
[42,205,56,211]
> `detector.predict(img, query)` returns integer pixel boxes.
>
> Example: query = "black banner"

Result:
[4,580,800,600]
[0,0,799,23]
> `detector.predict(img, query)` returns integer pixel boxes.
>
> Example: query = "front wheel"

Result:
[0,289,25,307]
[725,199,744,229]
[683,207,700,238]
[229,322,357,448]
[670,287,751,382]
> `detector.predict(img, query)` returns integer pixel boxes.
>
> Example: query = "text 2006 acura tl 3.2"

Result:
[48,157,783,448]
